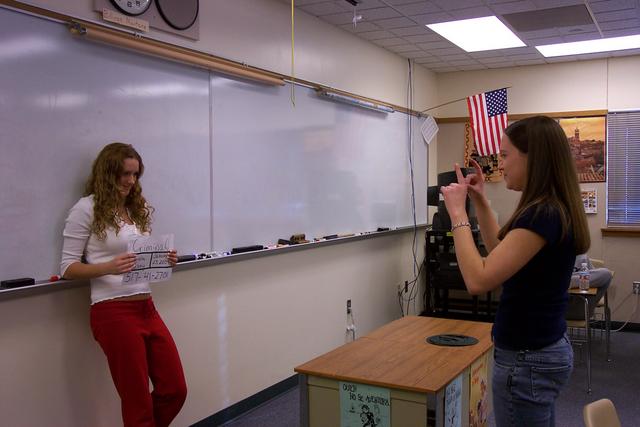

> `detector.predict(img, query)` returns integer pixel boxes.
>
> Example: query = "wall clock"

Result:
[109,0,152,16]
[156,0,198,30]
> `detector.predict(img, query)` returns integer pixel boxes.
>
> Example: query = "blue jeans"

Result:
[492,334,573,427]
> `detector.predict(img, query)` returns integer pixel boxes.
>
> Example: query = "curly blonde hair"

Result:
[84,143,153,240]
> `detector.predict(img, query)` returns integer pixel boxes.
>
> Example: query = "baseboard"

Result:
[191,374,299,427]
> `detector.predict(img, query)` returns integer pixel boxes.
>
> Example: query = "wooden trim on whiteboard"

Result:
[0,0,284,86]
[0,0,430,115]
[70,21,284,86]
[435,109,609,124]
[601,227,640,237]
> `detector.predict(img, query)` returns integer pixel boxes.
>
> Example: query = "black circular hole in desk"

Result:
[426,334,478,346]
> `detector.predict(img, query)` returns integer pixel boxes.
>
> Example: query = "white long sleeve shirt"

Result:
[60,195,151,304]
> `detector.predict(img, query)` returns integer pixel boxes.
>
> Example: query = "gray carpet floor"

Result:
[223,330,639,427]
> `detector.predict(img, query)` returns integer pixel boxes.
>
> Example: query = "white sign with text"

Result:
[122,234,174,285]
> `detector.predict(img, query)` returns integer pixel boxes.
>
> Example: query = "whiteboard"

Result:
[211,78,427,251]
[0,6,427,282]
[0,8,211,281]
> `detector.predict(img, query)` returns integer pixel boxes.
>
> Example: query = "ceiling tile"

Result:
[339,22,381,32]
[468,51,508,59]
[357,30,397,40]
[390,26,432,36]
[563,32,601,42]
[458,64,489,70]
[557,24,599,36]
[399,50,434,58]
[350,0,389,9]
[478,56,511,63]
[372,37,409,47]
[373,16,419,29]
[358,7,402,20]
[599,19,640,31]
[589,0,637,13]
[321,12,358,25]
[514,59,546,65]
[404,34,442,43]
[532,0,585,7]
[508,53,543,60]
[430,47,468,55]
[437,53,473,60]
[410,12,455,25]
[448,59,481,65]
[594,9,638,22]
[429,66,462,72]
[489,1,537,15]
[414,56,442,64]
[431,0,485,11]
[448,6,496,19]
[395,2,442,15]
[294,0,330,5]
[415,40,456,49]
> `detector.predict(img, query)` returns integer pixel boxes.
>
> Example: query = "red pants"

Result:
[90,298,187,427]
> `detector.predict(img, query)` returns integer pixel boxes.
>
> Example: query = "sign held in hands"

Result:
[122,234,174,285]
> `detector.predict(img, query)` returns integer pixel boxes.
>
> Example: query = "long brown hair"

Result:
[498,116,590,254]
[84,143,153,240]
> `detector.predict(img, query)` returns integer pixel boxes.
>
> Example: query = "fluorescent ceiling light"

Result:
[536,34,640,57]
[427,16,525,52]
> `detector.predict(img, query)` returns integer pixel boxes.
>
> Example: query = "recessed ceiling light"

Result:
[536,34,640,57]
[427,16,525,52]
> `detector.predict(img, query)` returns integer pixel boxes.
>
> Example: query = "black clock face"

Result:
[110,0,152,16]
[156,0,199,30]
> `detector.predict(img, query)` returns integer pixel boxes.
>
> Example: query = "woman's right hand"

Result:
[105,253,137,275]
[465,159,486,199]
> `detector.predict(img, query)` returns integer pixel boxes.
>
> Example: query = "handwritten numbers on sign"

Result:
[122,234,174,285]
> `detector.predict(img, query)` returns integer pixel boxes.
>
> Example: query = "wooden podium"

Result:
[295,316,493,427]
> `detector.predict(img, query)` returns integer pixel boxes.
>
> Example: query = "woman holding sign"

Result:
[440,116,589,427]
[60,143,186,427]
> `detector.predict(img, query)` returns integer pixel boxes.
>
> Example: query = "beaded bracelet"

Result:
[451,221,471,232]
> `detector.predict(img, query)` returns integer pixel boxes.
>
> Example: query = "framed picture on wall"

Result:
[581,188,597,214]
[558,116,606,183]
[464,122,504,182]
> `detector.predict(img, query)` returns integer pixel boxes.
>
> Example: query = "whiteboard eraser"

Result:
[1,277,35,289]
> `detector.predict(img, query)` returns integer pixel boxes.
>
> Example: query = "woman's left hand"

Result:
[440,163,469,223]
[168,249,178,267]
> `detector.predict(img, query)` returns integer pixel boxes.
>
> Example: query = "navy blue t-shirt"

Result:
[492,203,576,350]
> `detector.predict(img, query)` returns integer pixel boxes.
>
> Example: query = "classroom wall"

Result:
[0,1,436,426]
[433,56,640,323]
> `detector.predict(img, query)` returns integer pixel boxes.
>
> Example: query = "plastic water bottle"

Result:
[578,262,591,292]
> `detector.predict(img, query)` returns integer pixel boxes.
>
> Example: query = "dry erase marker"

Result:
[49,275,62,282]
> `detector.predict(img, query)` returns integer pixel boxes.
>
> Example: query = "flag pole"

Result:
[420,86,512,114]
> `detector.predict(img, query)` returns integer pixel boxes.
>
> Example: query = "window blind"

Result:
[607,111,640,226]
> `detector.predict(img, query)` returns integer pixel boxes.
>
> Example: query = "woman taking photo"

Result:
[61,143,187,427]
[440,116,589,427]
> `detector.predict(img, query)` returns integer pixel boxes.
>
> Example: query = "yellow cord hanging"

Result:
[290,0,295,106]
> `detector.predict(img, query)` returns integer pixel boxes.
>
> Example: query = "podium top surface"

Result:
[295,316,493,394]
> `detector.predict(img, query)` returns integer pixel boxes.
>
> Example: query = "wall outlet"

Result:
[404,280,409,293]
[633,281,640,295]
[346,299,352,314]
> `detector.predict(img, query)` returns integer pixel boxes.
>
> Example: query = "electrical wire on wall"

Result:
[398,58,425,316]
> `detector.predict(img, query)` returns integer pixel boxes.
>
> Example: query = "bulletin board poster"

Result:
[339,381,390,427]
[581,188,597,214]
[445,374,463,427]
[469,353,489,427]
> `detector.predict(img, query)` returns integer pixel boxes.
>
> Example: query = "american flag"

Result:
[467,88,508,156]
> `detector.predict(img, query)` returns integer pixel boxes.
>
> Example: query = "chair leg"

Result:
[584,297,592,394]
